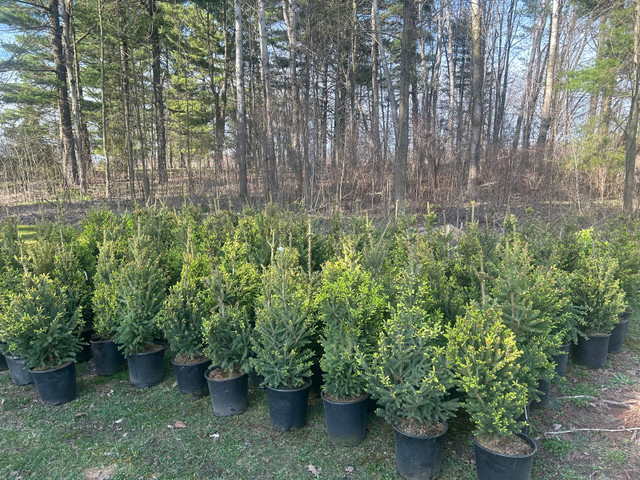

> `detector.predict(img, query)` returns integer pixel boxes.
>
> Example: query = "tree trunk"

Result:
[48,0,77,187]
[537,0,561,148]
[467,0,484,197]
[234,0,248,200]
[445,0,455,162]
[394,0,416,211]
[118,0,135,200]
[61,0,86,193]
[370,0,381,165]
[623,0,640,212]
[373,0,398,138]
[148,0,167,185]
[258,0,278,199]
[97,0,110,197]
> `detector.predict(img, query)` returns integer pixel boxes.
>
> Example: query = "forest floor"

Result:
[0,316,638,480]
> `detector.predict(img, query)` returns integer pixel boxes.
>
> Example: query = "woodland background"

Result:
[1,0,639,214]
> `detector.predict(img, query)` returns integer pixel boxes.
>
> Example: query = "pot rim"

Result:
[320,391,369,405]
[265,377,312,393]
[392,420,449,439]
[472,433,537,458]
[128,344,165,357]
[29,360,75,374]
[171,355,211,367]
[205,366,247,382]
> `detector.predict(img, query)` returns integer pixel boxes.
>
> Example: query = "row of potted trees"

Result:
[0,209,638,480]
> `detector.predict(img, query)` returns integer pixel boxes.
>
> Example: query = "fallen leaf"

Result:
[113,418,123,424]
[173,421,187,429]
[106,390,114,397]
[172,382,178,388]
[262,458,270,463]
[209,433,220,439]
[307,464,321,477]
[345,466,354,473]
[75,412,87,418]
[554,424,562,431]
[83,465,116,480]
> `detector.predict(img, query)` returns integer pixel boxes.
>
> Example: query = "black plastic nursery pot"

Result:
[473,433,537,480]
[266,379,312,432]
[91,339,126,376]
[30,361,77,405]
[5,355,33,385]
[321,392,368,446]
[530,379,550,410]
[572,333,610,369]
[127,345,165,387]
[552,343,570,378]
[608,316,630,354]
[205,369,249,416]
[75,329,94,363]
[393,421,448,480]
[0,353,7,371]
[173,357,211,396]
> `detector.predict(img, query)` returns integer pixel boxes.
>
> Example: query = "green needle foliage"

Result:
[447,305,528,441]
[366,254,457,428]
[202,303,253,377]
[317,242,386,400]
[252,247,315,390]
[92,240,124,340]
[1,272,84,369]
[113,235,168,357]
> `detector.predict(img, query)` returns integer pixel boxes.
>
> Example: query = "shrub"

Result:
[252,247,315,389]
[1,273,84,369]
[113,235,168,357]
[447,305,528,441]
[366,256,457,430]
[317,242,386,400]
[202,304,253,377]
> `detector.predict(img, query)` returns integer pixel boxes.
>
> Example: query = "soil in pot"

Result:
[266,379,312,432]
[572,333,610,369]
[608,317,630,354]
[473,433,536,480]
[171,355,211,396]
[205,368,249,417]
[91,339,126,376]
[530,379,550,410]
[322,392,368,446]
[30,361,77,405]
[127,343,165,388]
[552,343,570,378]
[5,355,33,385]
[393,420,448,480]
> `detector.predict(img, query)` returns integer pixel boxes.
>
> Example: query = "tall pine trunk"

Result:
[623,0,640,212]
[148,0,167,185]
[467,0,484,197]
[234,0,248,199]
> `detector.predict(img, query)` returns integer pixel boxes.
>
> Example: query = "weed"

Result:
[603,449,626,465]
[563,383,599,406]
[610,372,635,386]
[542,437,574,458]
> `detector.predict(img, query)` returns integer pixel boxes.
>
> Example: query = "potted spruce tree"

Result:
[607,224,640,353]
[252,247,316,432]
[2,273,83,405]
[488,236,567,408]
[317,245,386,446]
[202,303,253,416]
[569,249,626,369]
[366,259,457,480]
[91,240,126,375]
[114,235,168,387]
[447,305,535,480]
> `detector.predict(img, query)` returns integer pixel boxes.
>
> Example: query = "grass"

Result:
[2,316,639,480]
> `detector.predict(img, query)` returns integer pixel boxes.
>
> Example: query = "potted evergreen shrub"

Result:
[202,302,253,416]
[447,305,536,480]
[317,245,386,446]
[607,224,640,353]
[569,247,626,369]
[91,240,126,375]
[2,273,83,405]
[488,235,567,408]
[366,259,457,480]
[114,235,168,387]
[252,247,316,432]
[158,268,211,396]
